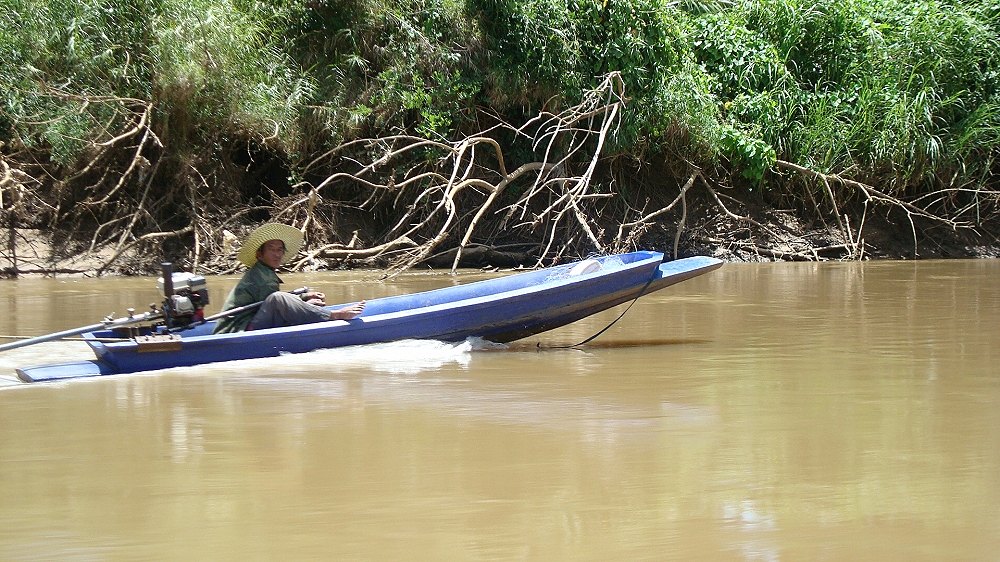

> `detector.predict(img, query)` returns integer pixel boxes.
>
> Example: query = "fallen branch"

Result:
[96,226,194,276]
[776,159,970,257]
[298,72,629,277]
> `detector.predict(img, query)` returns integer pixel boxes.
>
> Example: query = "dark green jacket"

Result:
[213,262,282,333]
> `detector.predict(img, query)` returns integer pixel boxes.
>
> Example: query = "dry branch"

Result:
[776,159,971,257]
[298,72,630,277]
[97,226,194,276]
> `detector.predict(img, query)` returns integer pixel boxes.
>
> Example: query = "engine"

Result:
[157,271,210,328]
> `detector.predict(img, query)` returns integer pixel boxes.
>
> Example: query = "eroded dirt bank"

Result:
[3,200,997,279]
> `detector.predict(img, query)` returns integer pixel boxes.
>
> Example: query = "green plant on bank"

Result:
[0,0,154,164]
[1,0,999,261]
[275,0,482,142]
[0,0,312,162]
[467,0,689,153]
[152,0,315,156]
[689,0,1000,194]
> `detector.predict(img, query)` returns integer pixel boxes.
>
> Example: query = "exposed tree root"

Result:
[773,159,978,259]
[2,76,999,278]
[289,72,631,277]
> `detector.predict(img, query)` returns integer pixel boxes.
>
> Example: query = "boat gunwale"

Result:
[82,252,665,354]
[16,252,725,382]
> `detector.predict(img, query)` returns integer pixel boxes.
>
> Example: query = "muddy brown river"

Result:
[0,259,997,560]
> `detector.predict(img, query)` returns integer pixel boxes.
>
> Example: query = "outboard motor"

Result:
[157,263,209,329]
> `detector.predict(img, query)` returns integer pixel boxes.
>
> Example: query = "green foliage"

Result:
[689,0,1000,191]
[0,0,311,163]
[467,0,685,150]
[0,0,155,164]
[467,0,582,101]
[647,56,726,162]
[269,0,483,141]
[1,0,999,206]
[364,0,480,137]
[853,0,1000,188]
[719,124,777,182]
[469,0,682,100]
[575,0,684,149]
[151,0,314,152]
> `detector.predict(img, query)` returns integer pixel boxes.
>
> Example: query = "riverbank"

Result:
[682,200,1000,263]
[3,202,997,279]
[5,0,1000,278]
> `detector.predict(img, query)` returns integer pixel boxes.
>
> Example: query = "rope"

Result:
[550,269,657,349]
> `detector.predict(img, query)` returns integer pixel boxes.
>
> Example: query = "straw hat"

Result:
[237,223,303,267]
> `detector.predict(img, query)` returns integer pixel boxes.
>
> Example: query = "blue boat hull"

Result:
[16,252,722,382]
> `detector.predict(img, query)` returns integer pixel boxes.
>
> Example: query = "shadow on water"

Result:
[506,337,712,351]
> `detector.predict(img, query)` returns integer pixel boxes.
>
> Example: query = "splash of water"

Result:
[188,337,508,378]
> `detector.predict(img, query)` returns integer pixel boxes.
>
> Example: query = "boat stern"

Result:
[16,359,118,383]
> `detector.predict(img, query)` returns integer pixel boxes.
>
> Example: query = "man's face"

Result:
[256,239,286,269]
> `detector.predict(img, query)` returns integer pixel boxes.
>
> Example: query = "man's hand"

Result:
[304,290,326,307]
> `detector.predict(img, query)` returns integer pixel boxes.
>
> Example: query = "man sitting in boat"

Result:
[213,223,366,333]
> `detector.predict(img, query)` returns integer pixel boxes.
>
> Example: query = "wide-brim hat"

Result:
[237,223,303,267]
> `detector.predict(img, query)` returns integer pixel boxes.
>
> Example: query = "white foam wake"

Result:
[187,337,507,378]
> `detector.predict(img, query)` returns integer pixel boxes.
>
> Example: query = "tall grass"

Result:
[690,0,1000,192]
[151,0,314,155]
[1,0,998,208]
[0,0,311,165]
[0,0,154,163]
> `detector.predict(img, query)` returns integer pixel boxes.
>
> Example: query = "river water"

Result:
[0,260,997,560]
